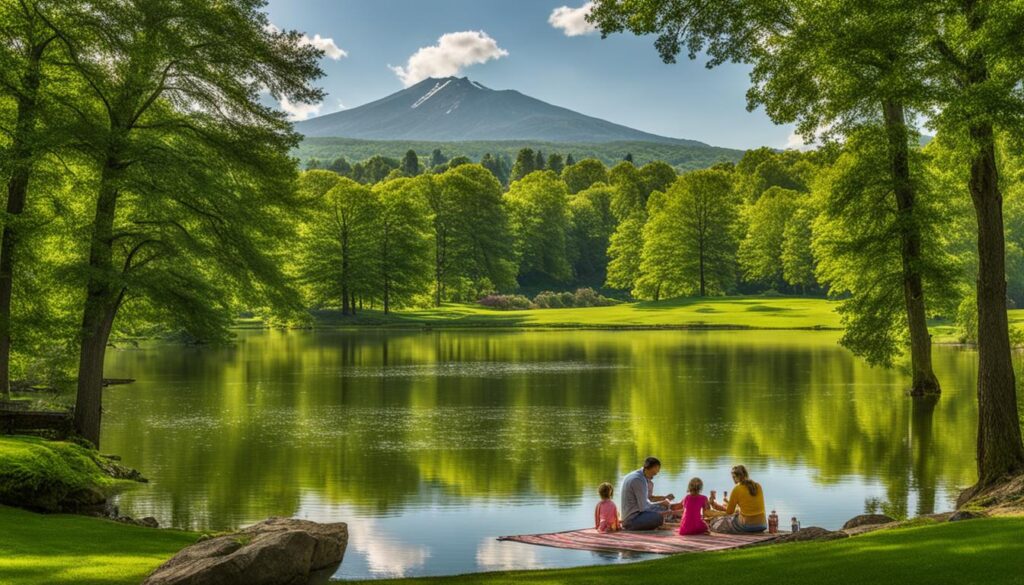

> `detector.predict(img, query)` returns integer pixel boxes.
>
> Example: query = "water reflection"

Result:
[101,330,978,579]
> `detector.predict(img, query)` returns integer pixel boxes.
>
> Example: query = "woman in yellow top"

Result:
[709,465,767,533]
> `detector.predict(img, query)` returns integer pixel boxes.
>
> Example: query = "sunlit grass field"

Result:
[0,505,198,585]
[309,296,845,330]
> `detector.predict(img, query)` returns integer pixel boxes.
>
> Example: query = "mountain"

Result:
[295,76,707,146]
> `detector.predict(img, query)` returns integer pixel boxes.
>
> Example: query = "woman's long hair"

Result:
[732,465,758,496]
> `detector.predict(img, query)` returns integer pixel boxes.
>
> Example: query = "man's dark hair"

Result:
[643,456,661,469]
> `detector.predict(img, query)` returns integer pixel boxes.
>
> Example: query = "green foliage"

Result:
[561,158,609,194]
[605,214,645,292]
[373,178,433,312]
[294,175,379,310]
[510,147,537,182]
[505,171,572,284]
[738,187,803,287]
[432,164,517,299]
[637,169,739,298]
[295,138,744,174]
[401,149,420,177]
[568,184,616,284]
[781,199,818,290]
[813,127,960,367]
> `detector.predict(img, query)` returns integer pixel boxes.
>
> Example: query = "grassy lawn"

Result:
[359,517,1024,585]
[310,296,846,330]
[0,505,198,585]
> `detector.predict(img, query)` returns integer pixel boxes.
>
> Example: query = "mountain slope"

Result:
[295,77,706,145]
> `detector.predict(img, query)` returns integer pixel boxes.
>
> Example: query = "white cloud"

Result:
[279,95,322,121]
[389,31,509,87]
[299,33,347,60]
[265,25,347,121]
[266,23,348,60]
[549,2,597,37]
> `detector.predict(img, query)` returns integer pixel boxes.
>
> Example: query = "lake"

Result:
[101,329,980,580]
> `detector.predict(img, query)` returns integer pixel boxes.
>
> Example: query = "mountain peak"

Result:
[295,79,704,146]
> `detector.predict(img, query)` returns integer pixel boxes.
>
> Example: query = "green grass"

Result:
[0,436,136,511]
[358,517,1024,585]
[311,296,844,330]
[0,505,198,585]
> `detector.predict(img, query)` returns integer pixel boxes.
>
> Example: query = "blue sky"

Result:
[266,0,799,151]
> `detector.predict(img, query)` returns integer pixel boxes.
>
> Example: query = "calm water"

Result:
[102,329,980,580]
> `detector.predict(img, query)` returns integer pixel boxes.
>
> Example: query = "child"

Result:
[677,477,711,536]
[594,482,621,533]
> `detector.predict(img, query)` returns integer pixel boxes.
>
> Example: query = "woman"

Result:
[709,465,767,533]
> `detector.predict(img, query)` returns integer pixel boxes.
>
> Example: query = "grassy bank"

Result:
[1,506,1019,585]
[359,517,1024,585]
[0,505,198,585]
[306,296,846,330]
[0,435,139,512]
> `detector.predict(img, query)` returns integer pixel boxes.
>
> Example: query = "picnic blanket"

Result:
[497,528,778,554]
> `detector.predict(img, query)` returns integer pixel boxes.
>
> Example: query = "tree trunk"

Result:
[964,122,1024,493]
[698,238,706,297]
[341,283,350,315]
[73,162,122,448]
[0,41,47,401]
[881,99,941,396]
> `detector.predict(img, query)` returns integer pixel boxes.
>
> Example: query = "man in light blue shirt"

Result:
[620,456,674,530]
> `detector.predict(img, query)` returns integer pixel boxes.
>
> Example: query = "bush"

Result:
[532,288,616,309]
[478,294,532,310]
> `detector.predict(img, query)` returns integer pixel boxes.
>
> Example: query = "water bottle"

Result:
[768,510,779,534]
[791,517,800,533]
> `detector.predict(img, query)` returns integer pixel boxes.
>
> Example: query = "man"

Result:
[620,456,674,531]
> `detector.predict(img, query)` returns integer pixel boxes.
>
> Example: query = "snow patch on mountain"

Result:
[411,79,452,109]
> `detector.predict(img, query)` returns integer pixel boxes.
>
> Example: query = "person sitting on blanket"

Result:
[708,465,767,533]
[620,456,674,531]
[594,482,621,533]
[677,477,712,535]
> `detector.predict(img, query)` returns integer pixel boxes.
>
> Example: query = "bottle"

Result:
[768,510,779,534]
[723,490,728,503]
[791,517,800,533]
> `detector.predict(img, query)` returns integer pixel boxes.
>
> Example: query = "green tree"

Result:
[353,155,400,184]
[562,158,608,194]
[431,164,516,303]
[924,0,1024,487]
[813,127,958,371]
[325,156,352,176]
[504,171,571,284]
[547,153,565,175]
[738,187,801,289]
[295,174,379,315]
[639,161,677,197]
[608,161,647,220]
[568,184,616,284]
[565,154,576,166]
[372,178,432,313]
[57,0,324,446]
[534,150,546,171]
[510,148,536,182]
[605,214,645,292]
[430,148,447,168]
[637,170,738,297]
[401,149,420,177]
[781,198,818,292]
[623,153,634,164]
[479,153,509,186]
[589,0,946,397]
[0,0,66,398]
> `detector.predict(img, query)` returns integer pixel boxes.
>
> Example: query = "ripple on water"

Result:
[336,361,626,378]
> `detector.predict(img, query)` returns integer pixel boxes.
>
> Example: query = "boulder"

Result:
[777,526,849,543]
[841,514,896,530]
[143,517,347,585]
[949,509,985,522]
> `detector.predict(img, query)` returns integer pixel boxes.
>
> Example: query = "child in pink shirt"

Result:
[594,482,621,533]
[678,477,711,536]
